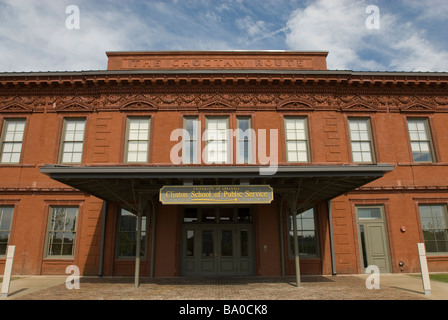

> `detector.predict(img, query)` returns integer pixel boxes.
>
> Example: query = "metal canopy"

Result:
[40,164,394,213]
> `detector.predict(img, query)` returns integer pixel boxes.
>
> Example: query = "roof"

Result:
[40,164,394,213]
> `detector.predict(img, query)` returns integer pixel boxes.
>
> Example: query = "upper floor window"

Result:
[60,118,85,164]
[236,117,253,164]
[205,117,229,164]
[419,204,448,254]
[125,117,150,163]
[183,116,199,164]
[0,206,14,256]
[348,118,375,163]
[407,118,435,163]
[0,119,26,164]
[284,117,310,163]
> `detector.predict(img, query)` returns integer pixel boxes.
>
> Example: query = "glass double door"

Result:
[181,224,254,277]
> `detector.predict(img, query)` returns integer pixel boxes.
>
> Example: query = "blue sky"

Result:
[0,0,447,72]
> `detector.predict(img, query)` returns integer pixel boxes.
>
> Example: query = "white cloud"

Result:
[285,0,448,72]
[236,16,269,38]
[0,0,157,71]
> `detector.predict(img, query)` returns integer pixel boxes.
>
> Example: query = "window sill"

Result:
[0,164,36,168]
[43,257,75,261]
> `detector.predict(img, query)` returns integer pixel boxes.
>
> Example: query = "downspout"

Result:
[279,197,285,278]
[98,200,107,277]
[328,200,337,276]
[150,197,156,278]
[134,196,143,288]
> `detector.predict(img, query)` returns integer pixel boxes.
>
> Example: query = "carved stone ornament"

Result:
[0,103,33,113]
[400,103,436,113]
[54,102,92,112]
[120,100,158,111]
[198,99,237,111]
[276,100,314,111]
[340,102,377,112]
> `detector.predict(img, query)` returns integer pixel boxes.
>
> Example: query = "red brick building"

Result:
[0,51,447,283]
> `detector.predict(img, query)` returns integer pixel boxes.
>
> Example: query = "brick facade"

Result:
[0,51,447,277]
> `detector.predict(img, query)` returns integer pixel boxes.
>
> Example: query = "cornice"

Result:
[0,72,447,114]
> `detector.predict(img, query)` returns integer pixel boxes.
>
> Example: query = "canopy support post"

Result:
[134,194,145,289]
[280,190,301,287]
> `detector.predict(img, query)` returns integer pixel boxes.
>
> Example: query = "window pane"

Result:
[117,209,146,258]
[126,118,150,163]
[285,118,308,163]
[238,208,252,223]
[206,118,229,164]
[183,208,198,223]
[240,229,249,257]
[47,207,78,257]
[358,207,382,219]
[289,208,318,257]
[419,205,448,253]
[220,208,234,223]
[61,119,85,164]
[408,119,433,162]
[349,119,374,163]
[1,119,26,164]
[202,230,214,257]
[221,230,233,257]
[186,230,194,257]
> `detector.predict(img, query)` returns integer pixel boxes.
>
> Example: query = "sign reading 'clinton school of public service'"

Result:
[160,185,273,205]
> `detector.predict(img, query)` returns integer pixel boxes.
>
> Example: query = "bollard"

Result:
[417,243,431,295]
[1,245,16,298]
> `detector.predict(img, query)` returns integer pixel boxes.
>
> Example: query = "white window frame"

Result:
[182,116,199,164]
[348,118,376,163]
[284,117,310,163]
[125,117,151,163]
[418,204,448,255]
[0,118,26,164]
[45,206,79,259]
[236,116,253,164]
[204,117,230,164]
[59,118,86,164]
[407,118,435,163]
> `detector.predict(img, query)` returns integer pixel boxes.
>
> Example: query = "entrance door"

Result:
[356,206,392,273]
[181,207,254,277]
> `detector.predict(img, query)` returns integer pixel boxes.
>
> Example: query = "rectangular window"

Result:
[407,118,434,162]
[117,209,146,258]
[126,117,150,163]
[60,118,86,164]
[236,117,252,164]
[285,117,309,163]
[289,208,318,257]
[348,118,375,163]
[46,206,78,257]
[183,117,199,164]
[1,119,26,164]
[0,206,14,256]
[205,117,229,164]
[419,204,448,254]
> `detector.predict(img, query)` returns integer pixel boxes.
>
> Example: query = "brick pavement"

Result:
[15,276,427,300]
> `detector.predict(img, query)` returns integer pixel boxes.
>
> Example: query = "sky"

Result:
[0,0,447,72]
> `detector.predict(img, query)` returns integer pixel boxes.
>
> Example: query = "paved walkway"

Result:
[1,274,447,301]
